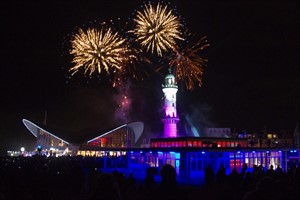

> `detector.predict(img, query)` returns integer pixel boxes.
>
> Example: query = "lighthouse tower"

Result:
[162,70,179,138]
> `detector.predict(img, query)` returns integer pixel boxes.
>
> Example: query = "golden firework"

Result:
[69,27,132,76]
[132,2,183,56]
[169,36,210,90]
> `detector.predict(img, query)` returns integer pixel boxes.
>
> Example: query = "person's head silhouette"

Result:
[160,164,177,187]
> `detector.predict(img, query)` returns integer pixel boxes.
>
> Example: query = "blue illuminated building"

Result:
[22,72,299,182]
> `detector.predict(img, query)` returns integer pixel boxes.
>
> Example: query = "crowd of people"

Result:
[0,155,300,200]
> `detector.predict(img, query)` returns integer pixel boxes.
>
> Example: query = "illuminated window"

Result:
[222,141,226,147]
[267,134,272,139]
[227,142,230,147]
[198,141,202,147]
[193,141,198,147]
[175,141,178,147]
[179,141,182,147]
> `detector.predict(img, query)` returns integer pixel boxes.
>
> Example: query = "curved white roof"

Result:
[22,119,70,144]
[22,119,144,145]
[86,121,144,144]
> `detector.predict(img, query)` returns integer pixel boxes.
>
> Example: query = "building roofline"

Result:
[22,119,144,145]
[22,119,70,145]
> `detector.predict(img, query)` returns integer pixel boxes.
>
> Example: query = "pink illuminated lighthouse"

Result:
[162,71,179,138]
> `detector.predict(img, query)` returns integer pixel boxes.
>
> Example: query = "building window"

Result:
[178,141,182,147]
[227,142,230,147]
[198,141,202,147]
[193,141,198,147]
[222,141,226,147]
[267,134,272,139]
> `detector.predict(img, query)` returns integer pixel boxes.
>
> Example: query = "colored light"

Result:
[176,160,180,167]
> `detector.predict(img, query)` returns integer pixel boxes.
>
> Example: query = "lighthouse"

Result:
[162,70,179,138]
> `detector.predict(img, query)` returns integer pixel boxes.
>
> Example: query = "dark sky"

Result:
[1,0,299,153]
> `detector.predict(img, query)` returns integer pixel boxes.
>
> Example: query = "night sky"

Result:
[1,0,299,154]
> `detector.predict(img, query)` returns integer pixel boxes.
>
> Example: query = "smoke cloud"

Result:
[181,102,216,137]
[113,80,133,124]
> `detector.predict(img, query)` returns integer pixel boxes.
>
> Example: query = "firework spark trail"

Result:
[111,47,153,88]
[131,2,183,56]
[169,36,210,90]
[69,27,133,76]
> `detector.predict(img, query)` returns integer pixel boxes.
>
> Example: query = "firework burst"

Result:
[168,36,210,90]
[69,27,133,76]
[131,2,183,56]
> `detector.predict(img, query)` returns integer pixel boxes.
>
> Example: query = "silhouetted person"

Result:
[126,172,136,192]
[266,165,276,179]
[88,172,122,200]
[241,163,248,175]
[241,172,254,192]
[228,168,241,187]
[216,163,226,185]
[243,176,278,200]
[144,170,155,192]
[204,164,215,187]
[147,164,185,200]
[275,165,284,179]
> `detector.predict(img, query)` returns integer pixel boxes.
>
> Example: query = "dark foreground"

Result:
[0,156,300,200]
